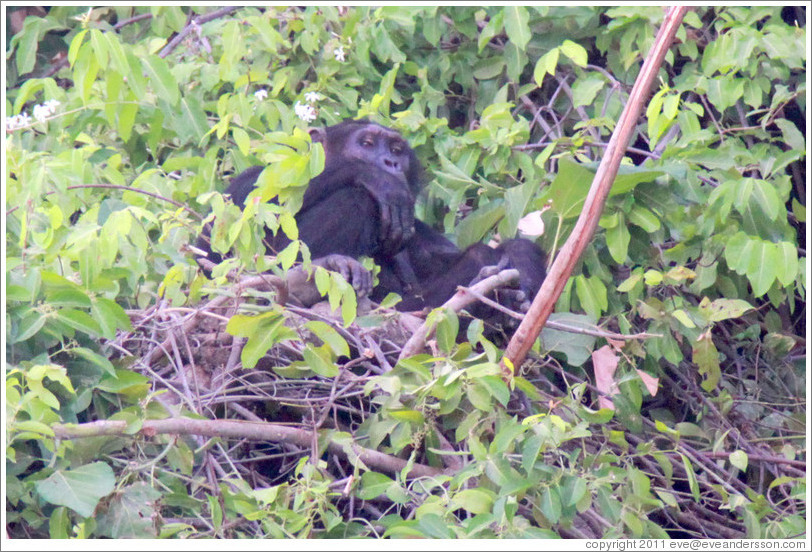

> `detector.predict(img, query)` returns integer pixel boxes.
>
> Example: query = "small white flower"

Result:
[33,104,49,123]
[294,101,317,123]
[254,89,268,101]
[6,113,32,131]
[334,46,346,62]
[42,99,60,113]
[304,91,321,104]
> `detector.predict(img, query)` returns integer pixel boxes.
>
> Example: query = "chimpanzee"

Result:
[196,119,546,328]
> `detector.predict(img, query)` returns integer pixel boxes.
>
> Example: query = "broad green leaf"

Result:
[450,489,494,515]
[357,472,395,500]
[49,508,70,539]
[416,513,455,539]
[226,312,292,369]
[35,462,115,518]
[539,312,597,366]
[141,55,180,107]
[503,7,531,51]
[104,32,130,75]
[773,241,799,286]
[478,375,510,407]
[71,346,117,377]
[477,11,504,53]
[533,48,560,87]
[305,321,349,358]
[455,200,505,250]
[698,297,753,322]
[92,297,133,340]
[540,486,562,524]
[435,308,459,354]
[96,482,162,538]
[774,118,805,152]
[56,308,101,338]
[302,345,339,377]
[575,275,607,319]
[571,75,605,108]
[729,450,748,472]
[605,215,630,263]
[560,39,588,67]
[13,310,47,342]
[693,335,721,392]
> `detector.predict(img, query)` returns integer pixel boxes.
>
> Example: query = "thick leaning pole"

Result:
[502,6,689,377]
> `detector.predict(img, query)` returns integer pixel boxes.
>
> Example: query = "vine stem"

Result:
[501,6,690,377]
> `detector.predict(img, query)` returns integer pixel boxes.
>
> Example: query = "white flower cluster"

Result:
[334,46,346,62]
[293,90,324,123]
[6,99,60,131]
[254,89,268,101]
[294,101,318,123]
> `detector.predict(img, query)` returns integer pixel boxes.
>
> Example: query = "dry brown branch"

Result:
[53,418,444,479]
[502,6,689,376]
[158,7,240,59]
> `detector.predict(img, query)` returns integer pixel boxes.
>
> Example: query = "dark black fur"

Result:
[196,120,546,327]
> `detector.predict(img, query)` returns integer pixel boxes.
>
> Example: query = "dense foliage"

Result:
[4,6,806,539]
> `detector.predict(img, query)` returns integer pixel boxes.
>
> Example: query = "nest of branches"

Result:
[78,269,805,539]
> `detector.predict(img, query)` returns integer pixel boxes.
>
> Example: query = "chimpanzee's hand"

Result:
[356,174,415,254]
[471,256,532,315]
[315,254,374,297]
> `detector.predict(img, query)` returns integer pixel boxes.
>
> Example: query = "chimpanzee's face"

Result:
[344,124,411,182]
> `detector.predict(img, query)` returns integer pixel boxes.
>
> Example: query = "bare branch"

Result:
[53,418,445,479]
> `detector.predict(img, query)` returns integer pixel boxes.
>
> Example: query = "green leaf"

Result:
[539,312,597,366]
[774,118,805,152]
[699,298,753,322]
[305,321,349,357]
[96,482,162,538]
[450,489,494,515]
[302,345,339,377]
[605,215,630,263]
[560,39,588,67]
[104,32,130,76]
[72,346,117,377]
[49,507,70,539]
[478,375,510,407]
[435,308,459,354]
[232,127,251,156]
[388,409,425,424]
[35,462,116,518]
[503,7,531,51]
[574,275,607,319]
[455,200,505,250]
[13,310,47,342]
[540,486,562,524]
[693,335,721,392]
[729,450,748,472]
[571,75,605,108]
[679,453,701,501]
[92,297,133,340]
[226,312,291,369]
[773,241,799,287]
[141,55,180,107]
[56,308,101,338]
[416,513,455,539]
[357,472,395,500]
[533,48,560,87]
[477,11,504,53]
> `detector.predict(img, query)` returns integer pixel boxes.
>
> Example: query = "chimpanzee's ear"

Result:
[308,127,327,143]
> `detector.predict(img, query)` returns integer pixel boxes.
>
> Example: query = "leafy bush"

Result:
[5,6,806,539]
